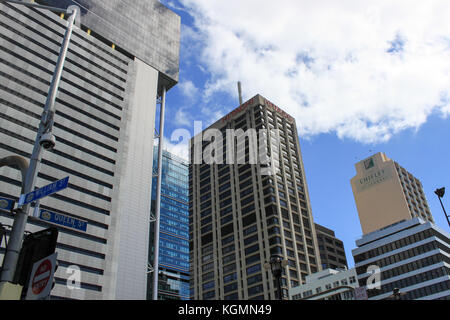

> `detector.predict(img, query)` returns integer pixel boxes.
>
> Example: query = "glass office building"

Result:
[149,148,190,300]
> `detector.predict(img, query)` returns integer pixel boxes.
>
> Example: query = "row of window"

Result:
[354,229,434,263]
[360,253,449,287]
[378,266,449,296]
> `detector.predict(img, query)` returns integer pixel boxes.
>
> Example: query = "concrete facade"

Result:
[315,223,348,270]
[352,218,450,300]
[38,0,181,91]
[351,152,434,235]
[289,268,358,300]
[0,0,179,300]
[189,94,321,300]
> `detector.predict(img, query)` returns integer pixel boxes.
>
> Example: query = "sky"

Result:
[159,0,450,267]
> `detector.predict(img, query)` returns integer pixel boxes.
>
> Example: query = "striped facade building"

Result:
[0,0,179,299]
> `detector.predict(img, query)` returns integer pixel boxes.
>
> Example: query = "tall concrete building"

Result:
[351,152,434,235]
[0,0,180,299]
[315,224,348,270]
[189,94,321,300]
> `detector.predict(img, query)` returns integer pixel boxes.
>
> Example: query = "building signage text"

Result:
[355,167,393,193]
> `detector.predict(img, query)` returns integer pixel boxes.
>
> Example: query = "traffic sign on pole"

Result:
[38,209,88,232]
[18,177,69,206]
[25,252,58,300]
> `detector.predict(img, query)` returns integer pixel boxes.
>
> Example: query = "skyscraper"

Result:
[351,152,434,235]
[148,148,189,300]
[0,0,180,299]
[189,94,321,300]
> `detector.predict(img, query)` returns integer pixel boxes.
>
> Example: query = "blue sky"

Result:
[160,0,450,267]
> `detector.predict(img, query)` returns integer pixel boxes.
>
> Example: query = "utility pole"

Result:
[0,1,79,284]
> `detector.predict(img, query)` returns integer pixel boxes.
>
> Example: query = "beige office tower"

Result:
[189,94,321,300]
[351,152,434,235]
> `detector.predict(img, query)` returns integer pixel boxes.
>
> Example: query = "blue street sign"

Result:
[38,209,88,232]
[0,197,15,211]
[18,176,69,206]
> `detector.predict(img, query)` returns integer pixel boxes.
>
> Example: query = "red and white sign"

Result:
[26,253,57,300]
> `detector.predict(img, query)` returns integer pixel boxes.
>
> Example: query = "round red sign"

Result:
[32,259,52,295]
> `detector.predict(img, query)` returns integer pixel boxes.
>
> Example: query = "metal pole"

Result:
[277,275,282,300]
[437,196,450,227]
[152,86,167,300]
[0,6,78,283]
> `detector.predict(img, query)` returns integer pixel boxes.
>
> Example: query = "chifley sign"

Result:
[355,166,394,193]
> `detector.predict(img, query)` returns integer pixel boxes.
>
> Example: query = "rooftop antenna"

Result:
[237,81,243,106]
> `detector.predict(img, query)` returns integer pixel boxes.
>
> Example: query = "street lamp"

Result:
[264,255,287,300]
[0,0,79,285]
[388,287,406,300]
[434,187,450,227]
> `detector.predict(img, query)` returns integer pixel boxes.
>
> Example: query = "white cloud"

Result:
[177,80,199,100]
[177,0,450,143]
[174,107,192,127]
[163,137,190,161]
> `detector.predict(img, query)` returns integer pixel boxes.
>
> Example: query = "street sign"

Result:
[25,252,58,300]
[38,209,88,232]
[0,197,15,211]
[18,177,69,206]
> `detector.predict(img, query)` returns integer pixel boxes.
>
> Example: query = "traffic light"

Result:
[13,227,58,299]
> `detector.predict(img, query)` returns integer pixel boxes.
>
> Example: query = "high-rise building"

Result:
[0,0,180,299]
[289,268,358,300]
[315,224,348,270]
[148,148,189,300]
[351,152,434,235]
[352,218,450,300]
[189,94,321,300]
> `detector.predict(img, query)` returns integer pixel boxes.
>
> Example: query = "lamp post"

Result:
[434,187,450,228]
[0,0,79,284]
[264,255,287,300]
[388,287,407,300]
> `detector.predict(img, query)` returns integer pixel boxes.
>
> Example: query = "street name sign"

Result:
[0,197,15,211]
[38,209,88,232]
[18,177,69,206]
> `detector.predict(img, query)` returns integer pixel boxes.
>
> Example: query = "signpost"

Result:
[25,252,58,300]
[18,177,69,207]
[38,209,87,232]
